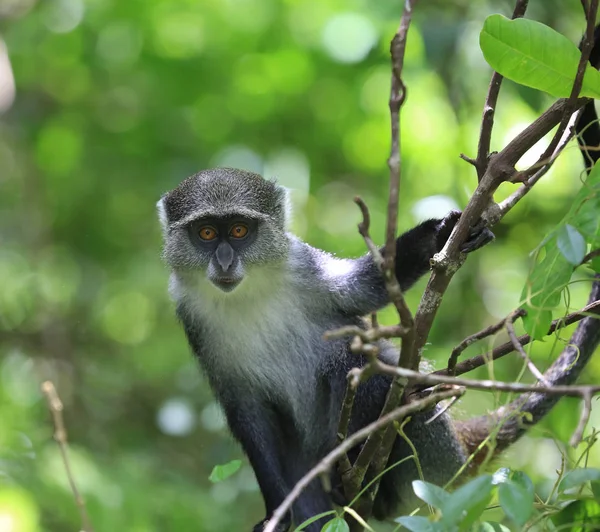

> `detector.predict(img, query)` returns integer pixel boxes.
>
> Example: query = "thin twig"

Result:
[377,362,600,398]
[447,310,523,374]
[570,390,593,447]
[433,299,600,380]
[41,381,94,532]
[263,388,464,532]
[581,248,600,266]
[505,310,549,384]
[497,109,582,217]
[472,0,530,182]
[345,0,419,514]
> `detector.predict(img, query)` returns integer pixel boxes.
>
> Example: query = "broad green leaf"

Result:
[480,15,600,98]
[296,511,337,530]
[511,471,535,498]
[499,480,534,526]
[208,459,242,483]
[521,162,600,338]
[459,495,492,532]
[440,475,494,526]
[321,517,350,532]
[557,224,586,265]
[559,468,600,492]
[477,524,510,532]
[412,480,450,509]
[592,481,600,500]
[551,499,600,530]
[394,516,447,532]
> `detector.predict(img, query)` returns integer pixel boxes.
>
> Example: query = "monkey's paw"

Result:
[252,513,292,532]
[438,210,495,254]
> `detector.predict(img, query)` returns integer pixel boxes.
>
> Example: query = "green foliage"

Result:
[480,15,600,98]
[208,459,242,483]
[521,160,600,338]
[551,499,600,530]
[321,517,350,532]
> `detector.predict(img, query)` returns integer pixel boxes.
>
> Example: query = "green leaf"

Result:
[394,516,446,532]
[499,480,534,526]
[511,471,535,499]
[208,459,242,483]
[440,475,494,526]
[559,468,600,492]
[412,480,450,509]
[551,499,600,530]
[480,15,600,98]
[592,481,600,500]
[320,517,350,532]
[295,511,337,530]
[521,162,600,338]
[557,224,586,265]
[459,496,492,532]
[320,517,349,532]
[477,523,511,532]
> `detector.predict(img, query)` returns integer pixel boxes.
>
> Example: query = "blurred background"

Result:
[1,0,599,530]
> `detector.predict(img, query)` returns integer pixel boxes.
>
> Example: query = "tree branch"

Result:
[41,381,94,532]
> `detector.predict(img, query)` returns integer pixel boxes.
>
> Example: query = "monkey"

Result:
[156,36,600,532]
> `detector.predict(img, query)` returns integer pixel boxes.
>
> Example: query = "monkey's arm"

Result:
[324,211,493,316]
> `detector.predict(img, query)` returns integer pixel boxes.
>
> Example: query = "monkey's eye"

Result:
[198,226,218,241]
[229,224,248,239]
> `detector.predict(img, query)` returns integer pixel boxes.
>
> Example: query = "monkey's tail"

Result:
[455,279,600,463]
[456,26,600,463]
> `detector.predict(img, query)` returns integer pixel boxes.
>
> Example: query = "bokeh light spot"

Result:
[100,292,156,345]
[321,13,378,64]
[157,398,196,437]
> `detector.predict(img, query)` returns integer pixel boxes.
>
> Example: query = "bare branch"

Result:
[581,248,600,266]
[263,388,464,532]
[570,390,593,447]
[473,0,530,182]
[447,310,523,374]
[377,363,600,398]
[41,381,94,532]
[434,299,600,380]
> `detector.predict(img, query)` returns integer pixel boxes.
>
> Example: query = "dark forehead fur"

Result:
[163,167,285,226]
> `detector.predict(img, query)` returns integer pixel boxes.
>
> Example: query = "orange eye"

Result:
[198,226,218,241]
[230,224,248,239]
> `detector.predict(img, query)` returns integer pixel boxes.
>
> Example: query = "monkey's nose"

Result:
[215,241,234,271]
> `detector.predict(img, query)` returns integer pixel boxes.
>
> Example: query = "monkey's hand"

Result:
[435,210,495,254]
[252,513,292,532]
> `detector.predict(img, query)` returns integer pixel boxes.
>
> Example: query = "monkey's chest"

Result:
[200,311,322,429]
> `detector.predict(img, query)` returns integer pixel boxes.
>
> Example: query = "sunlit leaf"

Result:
[521,161,600,338]
[394,516,446,532]
[440,475,494,526]
[559,468,600,492]
[321,517,350,532]
[412,480,450,509]
[551,499,600,530]
[499,480,534,526]
[295,511,337,530]
[208,459,242,482]
[480,15,600,98]
[557,225,586,265]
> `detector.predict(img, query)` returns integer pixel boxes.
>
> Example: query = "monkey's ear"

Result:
[156,196,169,233]
[273,183,292,230]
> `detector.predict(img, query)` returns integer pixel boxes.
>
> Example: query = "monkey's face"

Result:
[158,168,290,293]
[161,214,288,294]
[187,216,257,292]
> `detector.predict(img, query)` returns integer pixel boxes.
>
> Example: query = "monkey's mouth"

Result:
[211,277,241,292]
